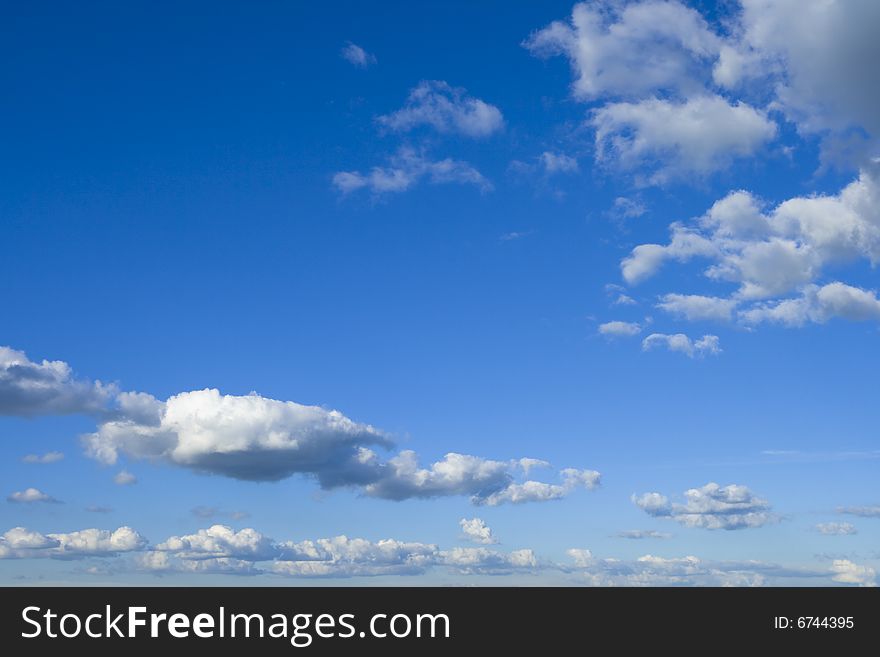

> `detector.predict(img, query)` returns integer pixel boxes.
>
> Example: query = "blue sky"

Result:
[1,0,878,586]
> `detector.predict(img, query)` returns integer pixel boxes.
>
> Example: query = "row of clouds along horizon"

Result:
[1,522,874,586]
[0,345,599,503]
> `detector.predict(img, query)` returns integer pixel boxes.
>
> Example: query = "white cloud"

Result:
[478,468,600,506]
[611,197,646,220]
[540,151,579,174]
[82,384,597,506]
[460,518,498,545]
[0,346,113,417]
[333,147,492,196]
[598,320,641,337]
[641,333,721,358]
[84,387,390,483]
[274,535,439,578]
[0,526,145,559]
[633,482,776,530]
[340,42,376,68]
[815,523,857,536]
[830,559,876,587]
[113,470,137,486]
[592,95,776,184]
[616,530,672,539]
[377,81,504,138]
[741,282,880,326]
[525,0,721,101]
[157,525,278,561]
[657,294,736,322]
[731,0,880,167]
[22,451,64,464]
[440,547,537,575]
[7,487,60,504]
[620,150,880,319]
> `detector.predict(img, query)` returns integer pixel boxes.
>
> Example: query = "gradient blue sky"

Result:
[1,0,878,586]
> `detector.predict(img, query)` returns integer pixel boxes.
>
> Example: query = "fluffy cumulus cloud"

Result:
[478,468,600,506]
[0,346,113,417]
[157,525,278,561]
[7,487,60,504]
[377,81,504,138]
[340,42,376,68]
[657,294,737,322]
[0,526,145,559]
[273,535,439,578]
[84,388,390,483]
[460,518,498,545]
[729,0,880,166]
[333,147,492,196]
[527,0,880,182]
[525,1,778,184]
[641,333,720,358]
[830,560,876,587]
[73,375,599,506]
[592,95,776,184]
[525,0,721,101]
[632,483,776,530]
[598,320,641,337]
[440,547,537,575]
[620,164,880,329]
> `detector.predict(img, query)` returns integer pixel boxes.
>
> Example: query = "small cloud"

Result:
[459,518,499,545]
[7,487,61,504]
[642,333,721,358]
[500,230,535,242]
[22,451,64,464]
[539,152,579,175]
[598,320,642,337]
[816,522,857,536]
[615,529,672,539]
[610,196,647,220]
[340,42,376,68]
[113,470,137,486]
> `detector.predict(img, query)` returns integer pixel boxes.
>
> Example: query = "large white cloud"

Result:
[525,1,778,185]
[633,482,776,530]
[377,81,504,138]
[333,147,492,195]
[592,95,776,184]
[730,0,880,166]
[525,0,721,101]
[0,346,113,417]
[81,384,597,505]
